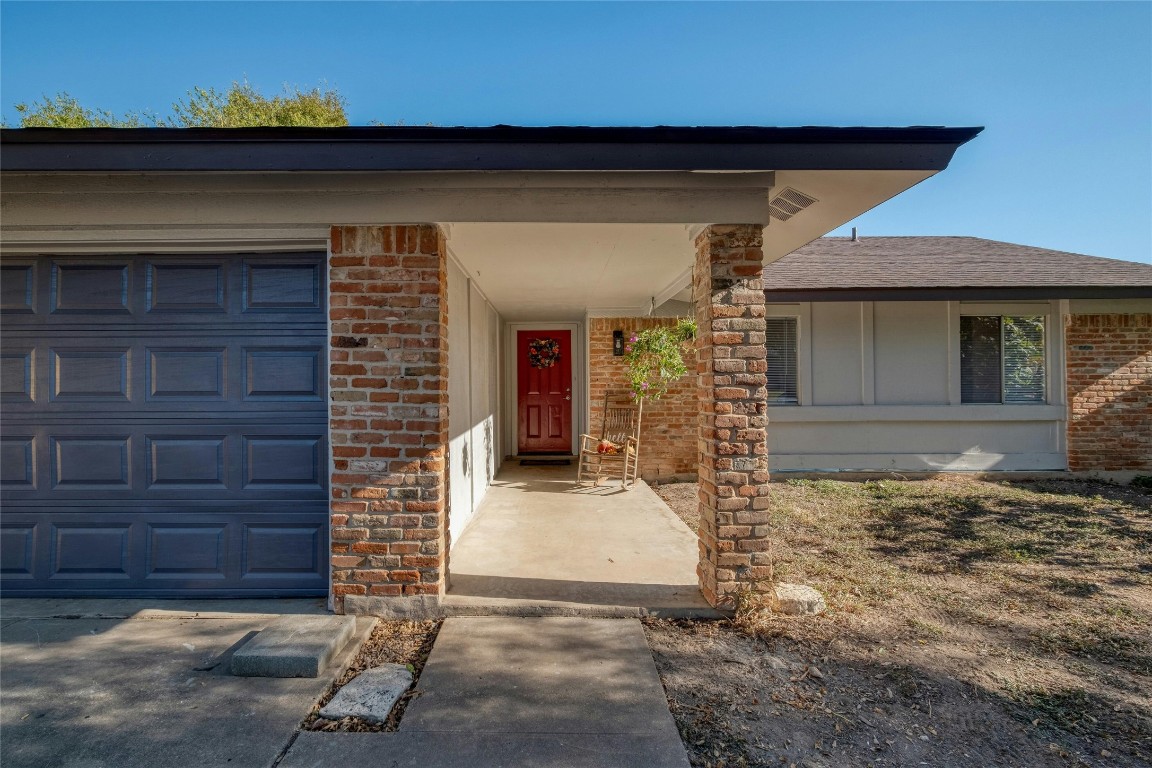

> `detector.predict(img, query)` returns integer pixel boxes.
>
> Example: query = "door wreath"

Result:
[528,338,561,369]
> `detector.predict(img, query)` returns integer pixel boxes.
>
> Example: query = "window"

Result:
[960,315,1046,403]
[766,316,799,404]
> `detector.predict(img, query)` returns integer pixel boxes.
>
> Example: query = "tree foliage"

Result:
[169,82,347,127]
[11,81,348,128]
[13,93,152,128]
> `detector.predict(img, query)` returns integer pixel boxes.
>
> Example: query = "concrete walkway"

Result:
[281,617,691,768]
[0,599,371,768]
[444,463,717,617]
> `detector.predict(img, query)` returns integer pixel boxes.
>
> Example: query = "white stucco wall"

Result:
[767,299,1067,471]
[447,259,504,546]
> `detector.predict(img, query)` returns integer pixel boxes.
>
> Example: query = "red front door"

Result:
[517,330,573,454]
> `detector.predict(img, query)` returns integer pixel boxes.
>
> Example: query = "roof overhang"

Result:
[764,286,1152,302]
[0,125,983,321]
[0,125,982,172]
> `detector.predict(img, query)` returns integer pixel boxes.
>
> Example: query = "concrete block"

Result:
[318,664,413,723]
[231,615,356,678]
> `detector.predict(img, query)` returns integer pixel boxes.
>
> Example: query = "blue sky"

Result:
[2,1,1149,263]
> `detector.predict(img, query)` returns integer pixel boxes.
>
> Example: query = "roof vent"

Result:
[768,187,818,222]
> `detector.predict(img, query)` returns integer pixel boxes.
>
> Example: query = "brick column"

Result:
[693,224,772,608]
[328,225,448,617]
[1066,313,1152,473]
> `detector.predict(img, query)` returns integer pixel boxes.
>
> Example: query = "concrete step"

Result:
[279,617,691,768]
[230,614,357,678]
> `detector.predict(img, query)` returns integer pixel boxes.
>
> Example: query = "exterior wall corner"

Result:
[327,224,449,614]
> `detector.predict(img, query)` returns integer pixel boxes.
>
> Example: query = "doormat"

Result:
[519,458,572,466]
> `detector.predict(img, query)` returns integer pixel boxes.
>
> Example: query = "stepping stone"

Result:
[772,583,827,615]
[231,615,356,678]
[319,664,413,723]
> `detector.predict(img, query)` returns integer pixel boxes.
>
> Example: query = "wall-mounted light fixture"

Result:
[612,330,625,356]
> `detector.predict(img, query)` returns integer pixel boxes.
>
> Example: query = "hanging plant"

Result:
[527,337,561,369]
[623,317,697,400]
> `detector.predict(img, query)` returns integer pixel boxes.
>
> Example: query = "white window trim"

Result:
[954,301,1060,406]
[766,304,808,405]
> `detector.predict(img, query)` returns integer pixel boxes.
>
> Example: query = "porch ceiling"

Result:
[446,169,938,322]
[447,223,695,321]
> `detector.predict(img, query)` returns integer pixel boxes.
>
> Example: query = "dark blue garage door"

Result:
[0,252,329,596]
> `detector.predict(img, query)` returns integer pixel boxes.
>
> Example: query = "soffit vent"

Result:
[768,187,819,222]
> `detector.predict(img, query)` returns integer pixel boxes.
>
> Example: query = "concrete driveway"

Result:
[0,599,368,768]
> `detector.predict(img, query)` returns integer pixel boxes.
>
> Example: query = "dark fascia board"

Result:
[0,125,983,173]
[764,286,1152,302]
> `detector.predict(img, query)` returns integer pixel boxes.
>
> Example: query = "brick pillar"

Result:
[327,225,448,617]
[693,224,772,608]
[1066,313,1152,473]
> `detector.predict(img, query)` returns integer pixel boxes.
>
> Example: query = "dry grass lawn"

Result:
[650,476,1152,768]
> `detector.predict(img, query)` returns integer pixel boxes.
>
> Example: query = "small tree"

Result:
[623,317,697,400]
[11,81,348,128]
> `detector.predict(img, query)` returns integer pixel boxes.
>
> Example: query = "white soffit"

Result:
[762,170,936,262]
[447,223,696,322]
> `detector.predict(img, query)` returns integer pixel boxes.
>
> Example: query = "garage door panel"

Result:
[1,336,326,413]
[51,523,132,578]
[0,251,329,596]
[51,435,132,489]
[3,423,327,501]
[1,347,34,402]
[0,524,36,577]
[243,261,323,310]
[52,261,132,314]
[50,347,131,401]
[244,347,324,400]
[242,523,324,578]
[0,436,35,487]
[146,524,228,580]
[1,511,328,595]
[6,254,327,327]
[148,347,227,399]
[147,262,227,313]
[1,263,35,312]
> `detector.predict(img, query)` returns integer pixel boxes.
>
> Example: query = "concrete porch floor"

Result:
[442,464,720,617]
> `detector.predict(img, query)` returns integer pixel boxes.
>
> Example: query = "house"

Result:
[593,236,1152,481]
[0,125,984,613]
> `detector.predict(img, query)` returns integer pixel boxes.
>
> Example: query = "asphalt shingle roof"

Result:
[764,237,1152,292]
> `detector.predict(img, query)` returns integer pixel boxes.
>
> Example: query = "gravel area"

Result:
[302,619,441,733]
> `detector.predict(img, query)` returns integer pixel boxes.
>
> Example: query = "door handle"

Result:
[565,395,571,400]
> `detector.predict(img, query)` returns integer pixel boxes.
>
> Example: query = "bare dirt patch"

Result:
[651,477,1152,767]
[302,619,440,733]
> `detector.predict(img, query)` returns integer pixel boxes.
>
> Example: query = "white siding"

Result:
[810,302,862,405]
[768,300,1067,472]
[873,301,950,404]
[447,261,505,546]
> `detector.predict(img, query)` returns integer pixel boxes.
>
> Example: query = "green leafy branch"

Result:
[623,317,697,400]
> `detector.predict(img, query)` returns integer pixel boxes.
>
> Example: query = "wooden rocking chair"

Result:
[576,393,643,489]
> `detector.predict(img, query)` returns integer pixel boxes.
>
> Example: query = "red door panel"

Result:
[517,330,572,453]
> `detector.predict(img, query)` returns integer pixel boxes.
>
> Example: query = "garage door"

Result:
[0,252,329,596]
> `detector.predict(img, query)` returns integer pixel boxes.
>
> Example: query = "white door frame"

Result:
[504,321,584,457]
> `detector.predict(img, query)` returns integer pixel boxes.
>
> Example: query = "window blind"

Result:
[1003,316,1046,402]
[961,315,1046,404]
[961,316,1002,403]
[766,317,798,404]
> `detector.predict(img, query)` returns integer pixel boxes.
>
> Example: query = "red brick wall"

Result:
[693,224,771,607]
[1066,313,1152,472]
[588,318,697,480]
[327,225,448,615]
